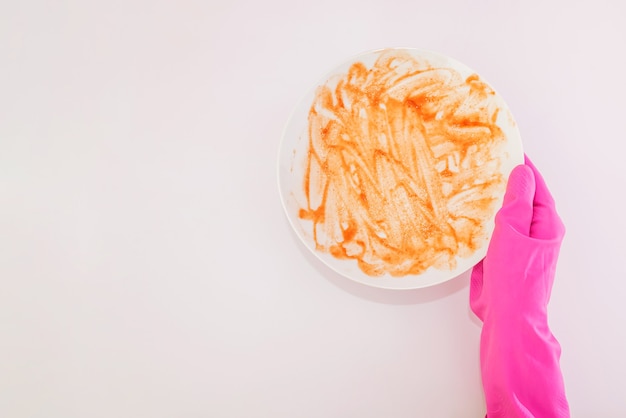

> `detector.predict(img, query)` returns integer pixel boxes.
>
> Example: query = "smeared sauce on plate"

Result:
[299,50,506,277]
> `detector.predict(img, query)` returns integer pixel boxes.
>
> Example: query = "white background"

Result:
[1,0,625,417]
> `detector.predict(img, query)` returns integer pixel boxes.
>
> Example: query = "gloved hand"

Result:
[470,156,570,417]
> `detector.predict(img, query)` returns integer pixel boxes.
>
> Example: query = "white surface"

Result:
[1,0,625,416]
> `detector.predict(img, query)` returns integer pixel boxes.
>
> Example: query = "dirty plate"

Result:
[278,48,523,289]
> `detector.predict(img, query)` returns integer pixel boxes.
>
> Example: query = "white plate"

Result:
[278,48,523,289]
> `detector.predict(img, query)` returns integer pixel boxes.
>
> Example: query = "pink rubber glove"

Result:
[470,156,570,417]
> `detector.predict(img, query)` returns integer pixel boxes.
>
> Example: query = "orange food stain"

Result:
[300,50,506,277]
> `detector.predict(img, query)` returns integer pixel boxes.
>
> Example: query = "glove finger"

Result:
[524,155,565,240]
[495,164,535,236]
[469,260,485,320]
